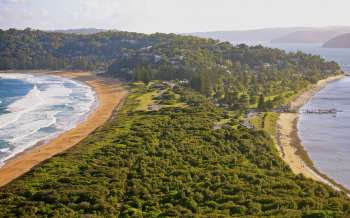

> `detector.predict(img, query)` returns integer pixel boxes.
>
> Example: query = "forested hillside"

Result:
[107,36,340,110]
[0,29,341,110]
[0,28,157,70]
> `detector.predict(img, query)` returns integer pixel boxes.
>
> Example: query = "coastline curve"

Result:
[275,74,350,195]
[0,71,127,187]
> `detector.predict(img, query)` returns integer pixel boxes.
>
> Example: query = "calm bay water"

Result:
[234,41,350,189]
[299,77,350,189]
[265,43,350,189]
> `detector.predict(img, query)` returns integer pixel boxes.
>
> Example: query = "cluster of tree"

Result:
[1,29,341,111]
[0,28,161,70]
[0,85,349,217]
[107,36,341,110]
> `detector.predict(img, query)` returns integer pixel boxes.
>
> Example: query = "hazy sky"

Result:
[1,0,350,33]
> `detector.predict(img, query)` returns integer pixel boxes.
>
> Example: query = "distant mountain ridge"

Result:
[187,26,350,44]
[271,27,350,43]
[51,28,116,35]
[186,27,310,43]
[323,33,350,48]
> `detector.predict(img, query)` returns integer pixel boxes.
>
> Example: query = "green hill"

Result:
[0,29,348,217]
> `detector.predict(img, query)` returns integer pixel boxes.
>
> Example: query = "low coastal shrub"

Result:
[0,85,349,217]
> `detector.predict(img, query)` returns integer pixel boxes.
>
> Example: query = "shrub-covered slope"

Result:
[0,84,349,217]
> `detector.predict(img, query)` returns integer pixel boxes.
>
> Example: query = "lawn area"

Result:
[134,90,159,111]
[250,113,263,129]
[162,102,188,109]
[263,112,279,137]
[250,112,279,138]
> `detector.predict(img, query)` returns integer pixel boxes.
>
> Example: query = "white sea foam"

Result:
[0,73,97,165]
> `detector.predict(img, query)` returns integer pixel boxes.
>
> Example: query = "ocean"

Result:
[0,73,96,165]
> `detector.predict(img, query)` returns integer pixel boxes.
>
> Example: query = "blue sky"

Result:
[1,0,350,33]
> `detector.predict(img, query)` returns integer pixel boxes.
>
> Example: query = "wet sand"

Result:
[0,71,127,187]
[276,74,350,193]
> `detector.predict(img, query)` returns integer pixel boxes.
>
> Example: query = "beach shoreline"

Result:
[276,74,350,194]
[0,71,127,187]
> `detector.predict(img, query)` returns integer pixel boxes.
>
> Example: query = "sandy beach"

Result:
[0,71,127,187]
[276,74,350,193]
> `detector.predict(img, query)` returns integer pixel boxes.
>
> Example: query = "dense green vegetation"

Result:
[0,84,349,217]
[0,28,158,71]
[107,35,341,110]
[0,29,341,110]
[1,29,349,217]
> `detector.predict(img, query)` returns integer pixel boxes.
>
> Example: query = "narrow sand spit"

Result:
[276,75,349,193]
[0,71,127,187]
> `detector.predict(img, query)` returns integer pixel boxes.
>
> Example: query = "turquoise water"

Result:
[0,73,96,165]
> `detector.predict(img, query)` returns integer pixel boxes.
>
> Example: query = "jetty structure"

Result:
[303,108,342,114]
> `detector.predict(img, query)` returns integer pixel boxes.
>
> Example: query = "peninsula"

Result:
[0,29,349,217]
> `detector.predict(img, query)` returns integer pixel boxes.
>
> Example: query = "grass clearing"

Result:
[134,90,159,111]
[263,112,279,137]
[250,112,279,139]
